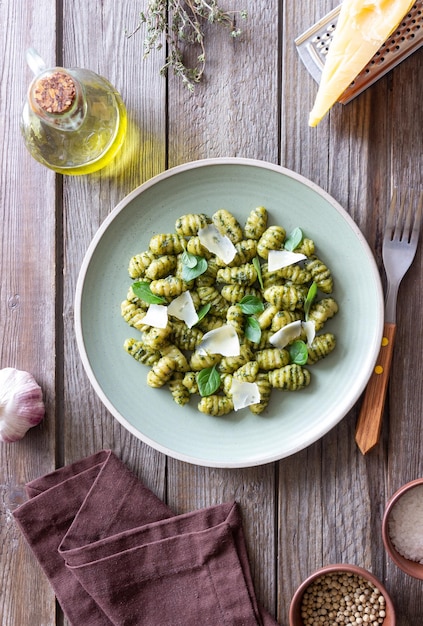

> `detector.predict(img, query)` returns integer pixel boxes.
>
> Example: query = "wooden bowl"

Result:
[289,563,396,626]
[382,478,423,580]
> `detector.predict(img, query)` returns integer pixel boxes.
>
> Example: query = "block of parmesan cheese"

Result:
[308,0,415,127]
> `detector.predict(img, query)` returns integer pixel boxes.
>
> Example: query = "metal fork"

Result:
[355,189,423,454]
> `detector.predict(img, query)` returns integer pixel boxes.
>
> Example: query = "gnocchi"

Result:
[121,207,339,416]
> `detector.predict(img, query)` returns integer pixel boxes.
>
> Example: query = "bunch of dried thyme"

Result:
[127,1,247,90]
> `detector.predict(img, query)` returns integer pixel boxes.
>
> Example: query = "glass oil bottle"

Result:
[21,49,127,175]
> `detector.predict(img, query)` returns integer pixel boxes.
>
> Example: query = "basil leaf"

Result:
[239,295,264,315]
[284,227,303,251]
[196,303,211,322]
[132,281,166,304]
[182,256,208,281]
[304,281,317,320]
[197,365,221,397]
[181,250,198,268]
[253,256,263,289]
[245,316,262,343]
[289,340,308,365]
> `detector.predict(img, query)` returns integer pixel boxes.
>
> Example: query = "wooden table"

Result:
[1,1,422,624]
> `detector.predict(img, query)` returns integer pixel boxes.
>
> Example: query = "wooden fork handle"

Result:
[355,323,396,455]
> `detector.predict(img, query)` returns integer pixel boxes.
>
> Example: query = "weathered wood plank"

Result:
[167,0,279,164]
[164,0,280,620]
[0,1,58,624]
[384,44,423,625]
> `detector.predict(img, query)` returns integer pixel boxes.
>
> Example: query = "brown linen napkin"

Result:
[13,449,279,626]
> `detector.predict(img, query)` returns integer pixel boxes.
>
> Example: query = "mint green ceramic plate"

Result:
[75,158,383,467]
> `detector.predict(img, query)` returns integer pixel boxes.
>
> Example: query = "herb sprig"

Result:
[127,1,247,91]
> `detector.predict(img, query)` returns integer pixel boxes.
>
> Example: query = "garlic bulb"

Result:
[0,367,45,442]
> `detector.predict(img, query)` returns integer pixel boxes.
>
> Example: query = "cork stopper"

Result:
[33,71,76,114]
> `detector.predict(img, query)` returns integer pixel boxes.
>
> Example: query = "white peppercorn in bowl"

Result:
[382,477,423,580]
[289,564,396,626]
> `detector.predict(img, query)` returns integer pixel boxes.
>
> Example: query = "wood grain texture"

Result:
[168,0,279,164]
[0,1,58,624]
[1,1,422,625]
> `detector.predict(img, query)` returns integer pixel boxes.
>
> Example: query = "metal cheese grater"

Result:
[295,1,423,104]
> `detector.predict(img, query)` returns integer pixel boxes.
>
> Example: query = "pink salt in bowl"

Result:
[382,478,423,580]
[289,563,396,626]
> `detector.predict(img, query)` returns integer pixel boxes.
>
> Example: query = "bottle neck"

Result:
[28,69,86,130]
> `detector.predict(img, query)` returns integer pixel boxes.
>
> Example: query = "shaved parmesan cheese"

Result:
[198,224,236,264]
[268,249,307,271]
[142,304,168,329]
[270,320,302,349]
[270,319,317,349]
[198,324,240,357]
[302,320,316,347]
[309,0,415,126]
[168,291,199,328]
[231,379,261,411]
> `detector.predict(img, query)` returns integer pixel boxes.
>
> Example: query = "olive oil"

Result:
[21,56,127,175]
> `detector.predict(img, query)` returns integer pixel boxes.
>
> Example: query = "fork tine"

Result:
[391,189,411,242]
[400,190,413,242]
[385,189,397,236]
[387,188,423,243]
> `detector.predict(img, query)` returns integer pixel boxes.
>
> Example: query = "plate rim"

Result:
[74,157,384,467]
